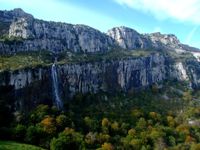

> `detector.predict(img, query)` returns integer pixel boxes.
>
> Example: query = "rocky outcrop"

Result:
[107,26,185,51]
[144,32,181,49]
[0,8,33,36]
[107,26,150,49]
[8,19,114,53]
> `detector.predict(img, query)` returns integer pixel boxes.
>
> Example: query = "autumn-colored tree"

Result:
[167,115,175,127]
[190,143,200,150]
[41,116,57,135]
[130,138,142,150]
[97,142,114,150]
[176,124,190,142]
[128,128,136,137]
[185,135,196,144]
[101,118,110,133]
[111,121,119,132]
[102,118,110,127]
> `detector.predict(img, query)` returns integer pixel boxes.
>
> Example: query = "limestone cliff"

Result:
[1,9,200,111]
[0,9,114,54]
[1,9,199,54]
[1,52,200,110]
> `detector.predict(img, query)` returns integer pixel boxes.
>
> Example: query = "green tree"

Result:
[136,118,147,130]
[29,105,50,124]
[14,124,26,142]
[50,128,85,150]
[56,114,70,131]
[25,125,45,145]
[84,116,98,132]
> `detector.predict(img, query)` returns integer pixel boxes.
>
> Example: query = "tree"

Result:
[25,125,45,145]
[85,132,98,145]
[56,114,70,131]
[168,136,176,146]
[182,91,192,111]
[136,118,147,130]
[50,128,85,150]
[128,128,136,137]
[40,116,57,135]
[29,104,50,124]
[130,138,142,150]
[102,118,110,134]
[111,121,119,132]
[14,124,26,142]
[102,118,110,127]
[167,116,175,127]
[131,109,143,119]
[97,142,114,150]
[84,116,98,132]
[183,91,192,102]
[97,133,110,144]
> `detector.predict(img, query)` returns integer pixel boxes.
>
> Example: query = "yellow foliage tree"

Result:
[100,142,114,150]
[111,121,119,131]
[40,116,56,134]
[128,128,136,137]
[102,118,110,127]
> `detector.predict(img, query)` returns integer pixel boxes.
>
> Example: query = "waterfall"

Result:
[51,61,63,110]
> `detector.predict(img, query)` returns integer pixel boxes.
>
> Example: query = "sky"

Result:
[0,0,200,48]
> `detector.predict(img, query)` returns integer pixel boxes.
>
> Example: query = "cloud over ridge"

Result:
[114,0,200,24]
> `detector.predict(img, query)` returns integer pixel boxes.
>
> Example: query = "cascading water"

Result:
[51,59,63,110]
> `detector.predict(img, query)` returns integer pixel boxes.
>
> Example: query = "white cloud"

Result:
[113,0,200,24]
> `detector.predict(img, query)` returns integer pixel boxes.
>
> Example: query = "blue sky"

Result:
[0,0,200,48]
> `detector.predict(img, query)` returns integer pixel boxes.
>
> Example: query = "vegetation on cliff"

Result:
[0,49,155,71]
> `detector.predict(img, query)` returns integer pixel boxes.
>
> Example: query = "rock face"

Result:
[1,53,200,111]
[145,32,181,49]
[0,9,114,54]
[107,26,184,50]
[107,26,150,49]
[1,9,199,54]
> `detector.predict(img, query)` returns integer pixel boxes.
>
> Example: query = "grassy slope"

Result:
[0,141,44,150]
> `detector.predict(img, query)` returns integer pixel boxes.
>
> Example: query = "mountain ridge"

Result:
[0,8,199,54]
